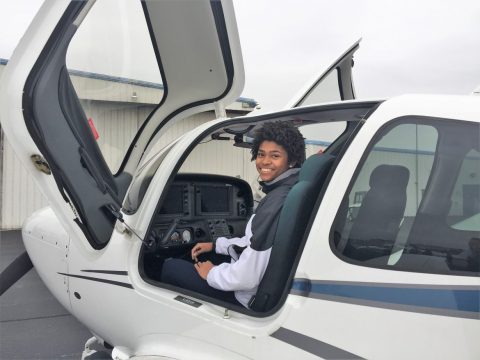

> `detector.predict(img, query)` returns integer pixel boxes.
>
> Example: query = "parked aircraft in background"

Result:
[0,1,478,359]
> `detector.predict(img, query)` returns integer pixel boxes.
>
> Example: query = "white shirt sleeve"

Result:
[206,246,271,292]
[214,215,255,255]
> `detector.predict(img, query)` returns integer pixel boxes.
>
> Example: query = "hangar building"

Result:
[0,59,257,229]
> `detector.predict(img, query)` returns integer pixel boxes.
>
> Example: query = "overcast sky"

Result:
[1,0,479,111]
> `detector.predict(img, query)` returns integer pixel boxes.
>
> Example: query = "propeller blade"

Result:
[0,250,33,296]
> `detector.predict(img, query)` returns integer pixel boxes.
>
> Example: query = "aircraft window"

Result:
[299,122,347,156]
[66,0,163,173]
[448,149,480,232]
[298,69,342,106]
[123,141,177,213]
[332,119,480,276]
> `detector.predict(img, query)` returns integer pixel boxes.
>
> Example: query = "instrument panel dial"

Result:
[182,229,192,243]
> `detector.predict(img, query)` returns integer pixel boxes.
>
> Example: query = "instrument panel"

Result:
[149,174,254,248]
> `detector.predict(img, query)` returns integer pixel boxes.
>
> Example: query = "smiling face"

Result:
[255,140,290,182]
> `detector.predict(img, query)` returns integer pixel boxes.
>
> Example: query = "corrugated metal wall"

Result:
[81,101,146,172]
[1,113,321,229]
[2,62,324,230]
[0,61,256,229]
[1,136,49,229]
[0,107,235,229]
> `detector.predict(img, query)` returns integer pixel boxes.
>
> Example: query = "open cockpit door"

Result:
[287,40,360,108]
[0,0,243,249]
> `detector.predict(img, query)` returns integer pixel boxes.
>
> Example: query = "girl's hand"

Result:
[191,242,213,262]
[194,261,214,280]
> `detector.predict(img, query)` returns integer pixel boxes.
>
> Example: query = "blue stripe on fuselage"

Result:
[292,279,479,313]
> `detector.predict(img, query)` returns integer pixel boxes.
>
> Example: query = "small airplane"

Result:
[0,1,479,359]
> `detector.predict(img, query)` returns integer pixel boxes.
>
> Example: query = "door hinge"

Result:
[103,204,150,247]
[31,154,51,175]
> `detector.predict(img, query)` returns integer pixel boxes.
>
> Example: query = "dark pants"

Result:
[161,253,241,306]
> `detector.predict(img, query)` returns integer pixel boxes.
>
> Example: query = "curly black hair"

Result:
[250,121,306,167]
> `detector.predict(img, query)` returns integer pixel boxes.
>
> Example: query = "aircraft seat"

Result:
[343,164,410,261]
[249,153,335,312]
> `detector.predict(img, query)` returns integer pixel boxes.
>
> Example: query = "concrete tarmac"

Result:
[0,230,94,360]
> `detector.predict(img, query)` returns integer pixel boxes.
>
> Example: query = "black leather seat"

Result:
[249,153,335,312]
[343,164,410,261]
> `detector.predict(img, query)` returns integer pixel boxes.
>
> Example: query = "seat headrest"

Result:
[369,164,410,188]
[299,154,335,182]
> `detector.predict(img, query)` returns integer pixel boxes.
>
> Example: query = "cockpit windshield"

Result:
[123,140,179,213]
